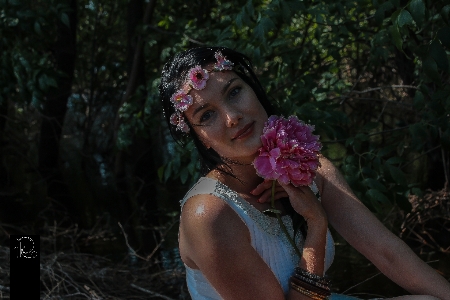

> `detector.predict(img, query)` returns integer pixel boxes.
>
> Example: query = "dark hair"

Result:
[159,46,277,175]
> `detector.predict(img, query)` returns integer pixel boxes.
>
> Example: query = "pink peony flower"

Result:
[213,51,234,71]
[253,115,322,187]
[170,90,193,112]
[188,66,209,90]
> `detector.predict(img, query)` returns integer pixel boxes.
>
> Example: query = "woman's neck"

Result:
[208,163,263,195]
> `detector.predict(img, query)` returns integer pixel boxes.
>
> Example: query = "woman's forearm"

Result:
[287,220,329,300]
[378,238,450,299]
[298,220,328,276]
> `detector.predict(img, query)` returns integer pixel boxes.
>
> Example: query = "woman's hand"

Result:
[251,179,289,202]
[251,179,327,226]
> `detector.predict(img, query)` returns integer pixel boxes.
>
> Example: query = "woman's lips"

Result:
[232,122,255,140]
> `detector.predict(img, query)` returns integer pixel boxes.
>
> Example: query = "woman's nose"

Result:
[225,109,242,127]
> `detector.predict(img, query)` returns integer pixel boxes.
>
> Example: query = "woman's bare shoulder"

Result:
[181,193,244,230]
[315,155,348,192]
[179,193,250,266]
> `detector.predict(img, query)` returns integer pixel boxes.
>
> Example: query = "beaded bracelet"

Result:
[290,280,329,300]
[292,273,331,291]
[295,268,331,286]
[290,276,331,297]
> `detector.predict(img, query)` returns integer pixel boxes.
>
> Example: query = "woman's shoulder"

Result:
[179,192,251,268]
[316,156,340,189]
[180,192,250,241]
[315,155,347,191]
[181,192,235,225]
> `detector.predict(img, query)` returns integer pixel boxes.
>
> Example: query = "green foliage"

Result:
[0,0,72,107]
[2,0,448,217]
[157,140,200,185]
[146,0,449,214]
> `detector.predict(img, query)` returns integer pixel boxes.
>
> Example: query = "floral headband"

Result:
[169,51,234,133]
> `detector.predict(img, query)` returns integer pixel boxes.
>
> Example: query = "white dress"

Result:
[179,177,336,299]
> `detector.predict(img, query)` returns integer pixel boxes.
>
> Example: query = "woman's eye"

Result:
[200,110,213,123]
[229,87,241,99]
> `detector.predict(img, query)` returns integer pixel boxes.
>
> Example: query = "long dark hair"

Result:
[159,46,277,175]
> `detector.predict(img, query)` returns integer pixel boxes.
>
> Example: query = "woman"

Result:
[159,47,450,300]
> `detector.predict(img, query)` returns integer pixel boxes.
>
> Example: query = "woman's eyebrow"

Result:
[192,103,209,118]
[221,78,239,95]
[192,77,239,118]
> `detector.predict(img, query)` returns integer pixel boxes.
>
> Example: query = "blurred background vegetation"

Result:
[0,0,449,298]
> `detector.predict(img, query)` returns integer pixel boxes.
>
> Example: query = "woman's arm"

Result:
[279,183,329,277]
[317,157,450,299]
[179,193,328,300]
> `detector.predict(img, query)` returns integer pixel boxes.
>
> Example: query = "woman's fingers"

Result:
[251,180,287,203]
[257,190,289,203]
[279,183,319,203]
[250,179,273,196]
[279,182,327,223]
[253,181,327,224]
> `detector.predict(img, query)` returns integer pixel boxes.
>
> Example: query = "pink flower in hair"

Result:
[178,118,190,133]
[253,115,322,187]
[170,90,193,112]
[170,112,190,133]
[214,51,234,71]
[169,112,180,126]
[188,66,209,90]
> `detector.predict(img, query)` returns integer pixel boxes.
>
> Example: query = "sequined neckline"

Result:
[202,177,298,238]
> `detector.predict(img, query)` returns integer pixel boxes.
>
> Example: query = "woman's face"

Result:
[184,70,268,164]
